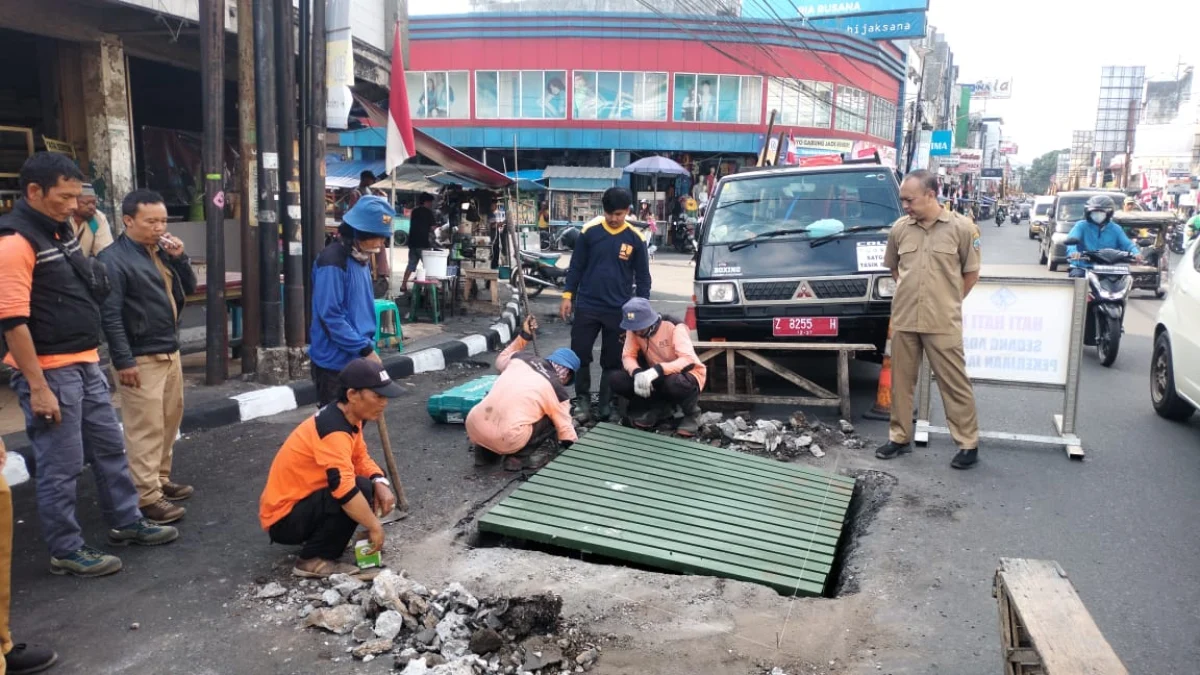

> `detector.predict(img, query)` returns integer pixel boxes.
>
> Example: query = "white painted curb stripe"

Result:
[490,323,511,344]
[460,334,488,356]
[408,348,446,374]
[235,386,299,422]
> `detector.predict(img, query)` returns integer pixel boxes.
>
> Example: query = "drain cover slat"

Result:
[478,423,856,596]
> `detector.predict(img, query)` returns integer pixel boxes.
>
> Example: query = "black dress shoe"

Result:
[875,441,912,460]
[951,448,979,470]
[6,643,58,674]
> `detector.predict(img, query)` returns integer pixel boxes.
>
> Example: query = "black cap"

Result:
[338,358,405,398]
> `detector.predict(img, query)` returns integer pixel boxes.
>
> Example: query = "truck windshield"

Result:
[1034,203,1053,216]
[704,171,901,245]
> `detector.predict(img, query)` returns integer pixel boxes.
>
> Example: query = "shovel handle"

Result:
[376,416,409,511]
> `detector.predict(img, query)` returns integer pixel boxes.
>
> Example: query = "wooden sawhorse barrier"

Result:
[994,558,1128,674]
[690,341,875,420]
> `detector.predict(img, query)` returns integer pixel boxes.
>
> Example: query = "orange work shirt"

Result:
[621,320,707,390]
[259,404,385,529]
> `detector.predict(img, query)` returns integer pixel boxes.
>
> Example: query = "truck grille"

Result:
[742,281,798,301]
[809,278,869,299]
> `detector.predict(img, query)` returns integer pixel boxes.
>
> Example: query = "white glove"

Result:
[633,369,660,398]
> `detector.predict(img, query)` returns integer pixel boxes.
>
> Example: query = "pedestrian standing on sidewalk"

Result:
[876,169,983,470]
[260,358,400,579]
[0,437,58,673]
[68,184,113,258]
[98,189,197,525]
[559,187,652,423]
[399,193,436,295]
[310,195,395,407]
[0,153,178,578]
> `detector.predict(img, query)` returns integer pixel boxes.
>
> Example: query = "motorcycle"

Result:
[670,216,696,253]
[994,208,1005,227]
[518,249,568,298]
[1167,221,1187,254]
[1065,238,1136,367]
[1010,210,1021,225]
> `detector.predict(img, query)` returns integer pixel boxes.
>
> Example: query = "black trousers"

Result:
[268,477,376,561]
[311,363,343,408]
[570,307,624,373]
[609,370,699,412]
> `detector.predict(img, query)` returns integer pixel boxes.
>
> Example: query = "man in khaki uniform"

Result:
[876,170,983,470]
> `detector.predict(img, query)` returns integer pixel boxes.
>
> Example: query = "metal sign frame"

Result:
[914,276,1087,460]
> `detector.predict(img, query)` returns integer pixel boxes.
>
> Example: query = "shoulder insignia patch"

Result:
[972,237,982,251]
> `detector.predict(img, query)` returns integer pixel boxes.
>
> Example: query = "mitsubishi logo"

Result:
[795,281,815,299]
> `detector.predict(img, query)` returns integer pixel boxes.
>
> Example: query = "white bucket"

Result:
[421,249,450,278]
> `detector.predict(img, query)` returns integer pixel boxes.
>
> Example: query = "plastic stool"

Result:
[374,299,404,351]
[409,280,442,324]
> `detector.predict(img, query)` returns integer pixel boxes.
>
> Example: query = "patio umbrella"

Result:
[624,156,689,226]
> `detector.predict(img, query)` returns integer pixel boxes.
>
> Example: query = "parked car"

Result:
[1039,190,1128,271]
[692,159,902,359]
[1029,195,1054,240]
[1151,234,1200,421]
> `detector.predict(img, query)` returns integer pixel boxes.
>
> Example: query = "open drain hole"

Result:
[471,468,895,599]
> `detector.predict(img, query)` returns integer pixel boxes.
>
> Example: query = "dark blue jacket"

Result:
[309,239,376,370]
[564,217,651,312]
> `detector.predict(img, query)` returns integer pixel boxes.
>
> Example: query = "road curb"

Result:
[1,302,524,467]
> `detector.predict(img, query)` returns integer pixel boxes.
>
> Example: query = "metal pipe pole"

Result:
[200,0,227,384]
[276,0,306,347]
[306,0,327,330]
[298,0,311,320]
[237,0,261,375]
[254,0,282,348]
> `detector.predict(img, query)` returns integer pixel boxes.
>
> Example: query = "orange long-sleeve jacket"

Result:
[465,335,577,455]
[621,319,707,390]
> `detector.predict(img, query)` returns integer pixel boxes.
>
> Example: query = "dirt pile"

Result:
[251,570,603,674]
[687,410,867,460]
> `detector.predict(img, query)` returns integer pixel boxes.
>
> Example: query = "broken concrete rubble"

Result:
[304,604,365,634]
[691,410,869,463]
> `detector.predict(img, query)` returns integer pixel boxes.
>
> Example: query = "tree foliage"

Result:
[1025,149,1070,195]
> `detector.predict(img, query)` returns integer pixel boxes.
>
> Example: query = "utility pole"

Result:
[303,0,328,327]
[253,0,286,381]
[200,0,227,385]
[299,0,311,323]
[1123,98,1137,191]
[276,0,306,363]
[237,0,261,376]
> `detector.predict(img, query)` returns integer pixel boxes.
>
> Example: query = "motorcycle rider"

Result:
[1066,195,1142,278]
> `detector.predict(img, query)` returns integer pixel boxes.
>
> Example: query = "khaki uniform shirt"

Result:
[883,210,981,335]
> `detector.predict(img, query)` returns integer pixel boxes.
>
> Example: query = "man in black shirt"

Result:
[400,193,436,295]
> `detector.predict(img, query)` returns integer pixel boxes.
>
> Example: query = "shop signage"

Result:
[999,141,1018,155]
[968,78,1013,99]
[962,281,1075,386]
[803,11,928,39]
[792,137,855,152]
[981,167,1004,178]
[742,0,929,19]
[929,130,952,156]
[955,149,982,173]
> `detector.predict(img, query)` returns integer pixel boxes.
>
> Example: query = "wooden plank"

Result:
[478,425,855,596]
[692,341,876,352]
[696,348,724,364]
[995,558,1128,675]
[725,348,736,395]
[837,349,851,420]
[736,349,838,400]
[701,393,841,407]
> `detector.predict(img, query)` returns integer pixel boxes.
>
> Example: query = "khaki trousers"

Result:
[115,352,184,507]
[889,331,980,450]
[0,474,13,673]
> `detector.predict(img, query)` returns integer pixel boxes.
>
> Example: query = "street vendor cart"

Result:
[1112,210,1176,298]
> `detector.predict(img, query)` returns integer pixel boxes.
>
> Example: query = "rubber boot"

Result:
[573,367,592,424]
[676,390,702,437]
[596,372,614,423]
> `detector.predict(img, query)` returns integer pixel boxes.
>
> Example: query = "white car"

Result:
[1152,236,1200,421]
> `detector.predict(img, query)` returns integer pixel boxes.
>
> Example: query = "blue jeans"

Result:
[12,362,142,557]
[1068,267,1087,278]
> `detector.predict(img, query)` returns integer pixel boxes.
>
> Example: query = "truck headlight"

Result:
[706,283,737,304]
[875,277,897,298]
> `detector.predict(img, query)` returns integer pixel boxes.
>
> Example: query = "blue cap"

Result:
[619,297,659,332]
[343,195,396,238]
[545,348,581,384]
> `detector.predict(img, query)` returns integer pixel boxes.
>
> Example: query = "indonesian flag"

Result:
[385,23,416,173]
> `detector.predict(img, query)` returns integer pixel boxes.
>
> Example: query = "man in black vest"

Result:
[0,153,179,578]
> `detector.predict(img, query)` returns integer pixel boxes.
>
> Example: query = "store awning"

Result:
[326,159,386,189]
[369,164,490,192]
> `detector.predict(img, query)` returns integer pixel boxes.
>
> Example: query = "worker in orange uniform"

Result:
[467,316,580,471]
[608,297,707,436]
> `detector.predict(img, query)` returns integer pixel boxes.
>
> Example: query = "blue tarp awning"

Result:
[506,170,547,192]
[326,159,386,189]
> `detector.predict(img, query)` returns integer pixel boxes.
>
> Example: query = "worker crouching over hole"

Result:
[467,316,580,472]
[259,358,402,579]
[608,298,707,435]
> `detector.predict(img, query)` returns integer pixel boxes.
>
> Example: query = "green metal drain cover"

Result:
[478,423,856,596]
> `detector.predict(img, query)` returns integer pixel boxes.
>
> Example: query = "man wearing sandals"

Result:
[259,358,401,578]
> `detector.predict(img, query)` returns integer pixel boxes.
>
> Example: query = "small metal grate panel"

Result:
[478,423,857,596]
[742,281,800,301]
